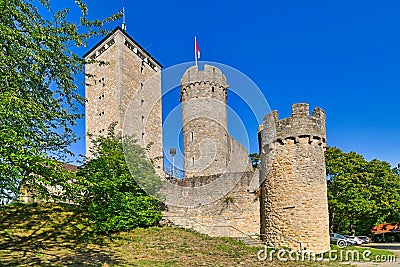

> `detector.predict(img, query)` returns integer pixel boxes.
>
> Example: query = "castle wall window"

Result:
[91,38,115,59]
[141,66,144,74]
[192,157,195,165]
[142,115,145,122]
[123,39,158,72]
[97,77,105,86]
[138,52,145,60]
[98,46,106,54]
[142,132,145,139]
[141,99,144,106]
[212,86,214,92]
[191,132,194,141]
[141,83,143,89]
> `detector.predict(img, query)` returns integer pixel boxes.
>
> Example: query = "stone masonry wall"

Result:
[259,103,330,253]
[163,171,260,237]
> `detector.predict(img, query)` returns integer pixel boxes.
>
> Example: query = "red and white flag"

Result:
[195,38,200,59]
[195,36,200,65]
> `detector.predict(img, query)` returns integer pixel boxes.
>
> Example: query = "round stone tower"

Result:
[180,64,230,177]
[258,103,330,253]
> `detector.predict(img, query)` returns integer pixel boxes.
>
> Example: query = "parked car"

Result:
[357,236,371,244]
[330,233,357,247]
[344,235,363,245]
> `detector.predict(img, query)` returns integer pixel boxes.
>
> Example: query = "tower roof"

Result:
[83,26,163,68]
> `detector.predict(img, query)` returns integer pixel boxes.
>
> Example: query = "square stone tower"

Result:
[84,27,163,171]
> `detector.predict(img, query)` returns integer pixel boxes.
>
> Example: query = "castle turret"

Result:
[258,103,330,253]
[180,65,231,177]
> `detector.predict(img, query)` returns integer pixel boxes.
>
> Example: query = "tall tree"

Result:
[326,147,400,235]
[0,0,120,202]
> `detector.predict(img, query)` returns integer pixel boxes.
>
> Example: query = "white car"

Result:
[344,235,363,245]
[357,236,371,243]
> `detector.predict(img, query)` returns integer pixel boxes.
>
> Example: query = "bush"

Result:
[78,124,162,232]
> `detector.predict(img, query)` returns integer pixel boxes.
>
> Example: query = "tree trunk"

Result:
[350,216,355,236]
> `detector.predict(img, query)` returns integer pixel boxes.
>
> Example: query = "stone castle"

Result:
[84,27,330,252]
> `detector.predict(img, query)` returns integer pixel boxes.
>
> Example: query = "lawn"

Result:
[0,203,385,266]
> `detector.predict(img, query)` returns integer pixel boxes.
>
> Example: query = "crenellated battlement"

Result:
[260,103,326,147]
[180,64,229,89]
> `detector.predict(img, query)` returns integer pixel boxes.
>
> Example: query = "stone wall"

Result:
[163,171,260,237]
[258,103,330,253]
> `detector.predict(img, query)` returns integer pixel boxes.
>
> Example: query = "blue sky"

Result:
[55,0,399,168]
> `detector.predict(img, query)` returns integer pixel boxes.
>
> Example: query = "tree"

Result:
[326,147,400,235]
[393,164,400,176]
[78,124,162,233]
[0,0,121,202]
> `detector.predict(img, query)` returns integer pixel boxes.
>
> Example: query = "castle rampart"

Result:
[163,171,260,237]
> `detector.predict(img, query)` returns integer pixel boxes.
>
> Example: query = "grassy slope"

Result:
[0,203,334,266]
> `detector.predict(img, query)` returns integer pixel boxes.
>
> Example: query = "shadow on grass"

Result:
[0,203,121,266]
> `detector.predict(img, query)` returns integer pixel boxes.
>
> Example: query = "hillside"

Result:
[0,203,331,266]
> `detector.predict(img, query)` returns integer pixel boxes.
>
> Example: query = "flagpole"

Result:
[194,36,198,67]
[122,7,126,31]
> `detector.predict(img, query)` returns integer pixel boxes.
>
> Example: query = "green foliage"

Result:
[0,0,121,202]
[78,124,162,233]
[393,164,400,176]
[326,147,400,235]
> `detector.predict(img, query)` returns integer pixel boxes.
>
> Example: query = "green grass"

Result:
[0,203,392,266]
